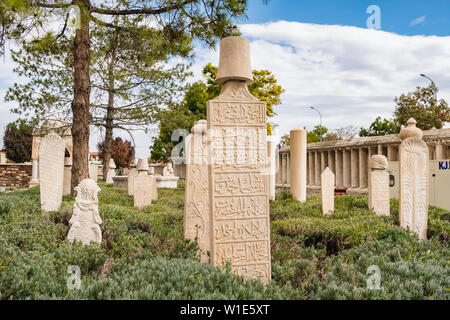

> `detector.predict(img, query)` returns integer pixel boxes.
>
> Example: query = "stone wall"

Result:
[0,164,32,187]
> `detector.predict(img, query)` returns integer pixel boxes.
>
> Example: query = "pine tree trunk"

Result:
[71,1,91,194]
[102,46,116,180]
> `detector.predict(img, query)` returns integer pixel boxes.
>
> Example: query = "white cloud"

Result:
[191,21,450,144]
[1,21,450,158]
[410,16,426,27]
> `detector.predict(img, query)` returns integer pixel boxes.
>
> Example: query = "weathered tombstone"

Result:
[67,179,102,245]
[89,163,98,181]
[105,159,116,183]
[368,155,390,216]
[133,158,152,209]
[399,118,429,240]
[127,168,138,195]
[207,36,271,284]
[63,157,72,196]
[184,120,210,263]
[290,128,307,202]
[134,176,153,209]
[321,167,335,214]
[39,133,65,211]
[148,167,158,201]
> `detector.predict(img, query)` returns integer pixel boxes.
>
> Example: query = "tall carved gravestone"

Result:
[134,158,153,209]
[207,36,271,284]
[39,133,65,211]
[368,155,390,216]
[399,118,429,240]
[68,179,102,245]
[321,167,335,214]
[184,120,210,263]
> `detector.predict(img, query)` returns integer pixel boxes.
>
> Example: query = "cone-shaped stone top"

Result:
[216,36,252,84]
[136,158,149,172]
[400,118,423,140]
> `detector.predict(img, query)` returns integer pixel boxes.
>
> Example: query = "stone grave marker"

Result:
[184,120,210,263]
[207,36,271,284]
[321,167,335,214]
[368,155,390,216]
[39,133,65,211]
[68,179,102,245]
[399,118,429,240]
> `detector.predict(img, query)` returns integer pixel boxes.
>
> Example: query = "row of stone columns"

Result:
[307,146,381,189]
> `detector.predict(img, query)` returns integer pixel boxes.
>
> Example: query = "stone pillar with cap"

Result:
[399,118,429,240]
[207,36,271,284]
[368,155,390,216]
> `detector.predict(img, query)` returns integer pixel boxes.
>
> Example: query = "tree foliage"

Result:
[98,137,135,169]
[2,120,34,163]
[307,125,328,143]
[359,117,399,137]
[150,63,285,161]
[1,0,261,192]
[393,83,449,130]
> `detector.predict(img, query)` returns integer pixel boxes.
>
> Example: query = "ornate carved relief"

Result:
[207,81,271,284]
[399,137,429,240]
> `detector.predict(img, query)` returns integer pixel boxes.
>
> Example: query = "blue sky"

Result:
[243,0,449,36]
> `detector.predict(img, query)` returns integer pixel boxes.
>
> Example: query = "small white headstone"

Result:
[68,179,102,245]
[133,175,153,209]
[321,167,335,214]
[39,133,65,211]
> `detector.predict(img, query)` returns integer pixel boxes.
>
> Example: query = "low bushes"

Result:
[0,184,448,300]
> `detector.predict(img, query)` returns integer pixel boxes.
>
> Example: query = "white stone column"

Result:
[436,141,444,160]
[377,144,383,155]
[335,149,343,188]
[320,151,327,174]
[30,158,39,186]
[286,151,291,185]
[276,149,280,184]
[351,148,359,188]
[308,152,314,186]
[343,149,351,188]
[328,150,336,174]
[359,148,368,188]
[290,129,307,202]
[314,151,320,186]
